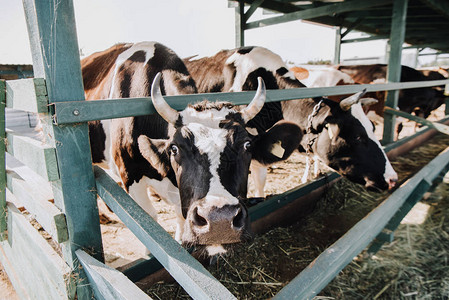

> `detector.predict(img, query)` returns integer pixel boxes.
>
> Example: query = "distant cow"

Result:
[184,46,398,196]
[337,64,446,120]
[419,67,448,93]
[290,66,354,87]
[81,42,302,255]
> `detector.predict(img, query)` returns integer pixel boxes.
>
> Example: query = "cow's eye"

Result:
[170,144,179,156]
[243,141,251,151]
[354,134,363,142]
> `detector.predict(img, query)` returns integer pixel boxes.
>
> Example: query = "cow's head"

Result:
[138,73,301,255]
[310,91,398,191]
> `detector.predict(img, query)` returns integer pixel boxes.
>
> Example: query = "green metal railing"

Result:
[51,78,449,125]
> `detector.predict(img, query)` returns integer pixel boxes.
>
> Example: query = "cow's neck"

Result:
[281,98,329,153]
[282,98,327,130]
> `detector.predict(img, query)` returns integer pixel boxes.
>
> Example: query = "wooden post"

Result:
[0,80,6,241]
[22,0,103,297]
[333,27,342,65]
[235,0,245,47]
[382,0,409,144]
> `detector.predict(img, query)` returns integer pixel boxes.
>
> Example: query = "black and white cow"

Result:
[184,46,398,196]
[81,42,302,255]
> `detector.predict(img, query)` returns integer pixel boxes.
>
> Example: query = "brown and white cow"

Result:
[337,64,446,120]
[82,42,302,255]
[184,46,398,196]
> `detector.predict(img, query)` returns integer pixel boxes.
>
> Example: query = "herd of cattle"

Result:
[81,41,447,255]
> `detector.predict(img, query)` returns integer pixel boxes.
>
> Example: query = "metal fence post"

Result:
[22,0,103,297]
[382,0,409,144]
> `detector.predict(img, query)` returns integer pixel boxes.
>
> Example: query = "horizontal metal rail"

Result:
[273,145,449,300]
[51,79,449,124]
[384,107,449,135]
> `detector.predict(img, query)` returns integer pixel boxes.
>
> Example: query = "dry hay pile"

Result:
[322,182,449,299]
[146,134,449,299]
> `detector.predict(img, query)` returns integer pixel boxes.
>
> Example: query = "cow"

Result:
[81,42,303,255]
[184,46,398,197]
[290,66,355,88]
[337,64,446,121]
[419,67,448,93]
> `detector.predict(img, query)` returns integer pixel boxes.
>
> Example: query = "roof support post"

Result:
[382,0,409,144]
[22,0,103,297]
[235,0,245,47]
[333,26,342,65]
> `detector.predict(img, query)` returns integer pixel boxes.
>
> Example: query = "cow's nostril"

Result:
[389,178,398,189]
[192,207,208,227]
[232,208,245,229]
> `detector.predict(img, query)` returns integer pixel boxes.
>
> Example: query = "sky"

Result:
[0,0,441,66]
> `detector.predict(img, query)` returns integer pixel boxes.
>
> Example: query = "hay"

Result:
[145,133,449,299]
[322,182,449,299]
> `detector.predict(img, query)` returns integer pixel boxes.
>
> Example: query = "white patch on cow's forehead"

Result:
[225,47,296,92]
[186,123,227,154]
[109,42,157,98]
[350,104,397,182]
[180,107,236,129]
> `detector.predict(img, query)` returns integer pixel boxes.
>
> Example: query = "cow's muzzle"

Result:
[184,202,251,246]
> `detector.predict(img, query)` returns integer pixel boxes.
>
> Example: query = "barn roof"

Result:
[235,0,449,53]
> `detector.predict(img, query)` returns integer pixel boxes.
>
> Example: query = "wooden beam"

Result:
[0,201,75,299]
[76,250,152,300]
[0,80,6,241]
[5,131,59,182]
[383,0,409,144]
[246,0,392,30]
[5,156,68,243]
[5,78,48,113]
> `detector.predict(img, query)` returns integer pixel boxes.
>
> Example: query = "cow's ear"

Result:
[325,123,340,145]
[251,121,302,165]
[138,135,170,176]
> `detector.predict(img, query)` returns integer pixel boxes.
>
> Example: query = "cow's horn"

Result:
[360,98,378,107]
[151,72,179,124]
[339,89,367,111]
[241,77,266,122]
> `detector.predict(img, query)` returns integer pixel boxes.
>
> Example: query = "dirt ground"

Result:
[0,107,447,299]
